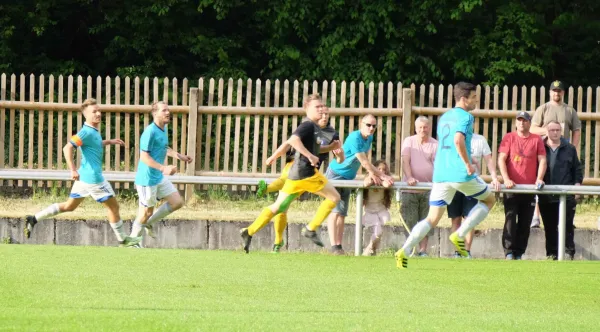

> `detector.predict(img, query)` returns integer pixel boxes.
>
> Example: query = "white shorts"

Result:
[363,210,391,227]
[70,180,115,203]
[429,177,491,207]
[135,178,178,207]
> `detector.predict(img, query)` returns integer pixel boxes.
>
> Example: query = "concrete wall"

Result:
[2,218,599,260]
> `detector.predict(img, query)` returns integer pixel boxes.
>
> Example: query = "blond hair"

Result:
[151,100,167,114]
[80,98,97,112]
[303,93,322,109]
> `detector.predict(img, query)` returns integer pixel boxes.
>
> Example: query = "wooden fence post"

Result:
[400,88,413,178]
[185,88,199,201]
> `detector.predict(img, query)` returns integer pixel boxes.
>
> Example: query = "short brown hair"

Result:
[151,101,167,114]
[454,82,476,102]
[303,93,322,109]
[80,98,97,112]
[547,120,561,127]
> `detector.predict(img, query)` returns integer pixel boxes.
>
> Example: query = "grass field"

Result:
[1,245,599,331]
[2,187,600,230]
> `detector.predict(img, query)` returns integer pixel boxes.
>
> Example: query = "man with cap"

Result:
[529,80,581,228]
[531,81,581,146]
[498,111,547,259]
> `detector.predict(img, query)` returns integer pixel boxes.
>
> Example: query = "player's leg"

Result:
[416,192,433,256]
[241,186,299,253]
[259,162,291,197]
[272,212,287,252]
[447,192,464,258]
[460,196,478,258]
[25,181,89,237]
[101,196,141,247]
[453,178,495,240]
[130,184,158,238]
[86,180,140,246]
[304,181,341,246]
[395,184,452,268]
[141,180,183,238]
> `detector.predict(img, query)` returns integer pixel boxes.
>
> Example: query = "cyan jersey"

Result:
[70,124,105,184]
[432,107,475,183]
[135,123,169,186]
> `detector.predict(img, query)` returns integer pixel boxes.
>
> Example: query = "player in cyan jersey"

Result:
[129,101,193,245]
[395,82,499,269]
[25,98,141,247]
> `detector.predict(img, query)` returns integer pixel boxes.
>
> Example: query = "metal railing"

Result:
[0,169,592,261]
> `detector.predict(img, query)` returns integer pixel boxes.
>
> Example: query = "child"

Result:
[362,160,392,256]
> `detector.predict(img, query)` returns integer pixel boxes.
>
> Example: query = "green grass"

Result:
[1,245,599,331]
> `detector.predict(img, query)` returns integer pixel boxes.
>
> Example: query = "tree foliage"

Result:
[1,0,599,86]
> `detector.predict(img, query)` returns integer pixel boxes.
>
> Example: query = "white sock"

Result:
[146,203,173,226]
[34,203,61,221]
[130,221,144,237]
[457,202,490,238]
[109,220,127,242]
[401,220,431,255]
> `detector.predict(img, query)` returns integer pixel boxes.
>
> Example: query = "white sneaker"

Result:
[530,218,540,228]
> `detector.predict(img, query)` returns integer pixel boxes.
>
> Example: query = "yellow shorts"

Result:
[281,171,328,195]
[279,161,294,181]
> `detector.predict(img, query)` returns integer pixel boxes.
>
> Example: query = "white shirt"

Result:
[470,134,492,174]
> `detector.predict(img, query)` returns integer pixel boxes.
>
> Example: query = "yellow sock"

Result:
[267,178,285,193]
[307,199,337,231]
[248,208,275,236]
[273,213,288,244]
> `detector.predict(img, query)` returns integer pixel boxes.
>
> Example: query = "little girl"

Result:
[362,160,392,256]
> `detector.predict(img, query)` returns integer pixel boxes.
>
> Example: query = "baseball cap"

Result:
[516,111,531,121]
[550,80,565,91]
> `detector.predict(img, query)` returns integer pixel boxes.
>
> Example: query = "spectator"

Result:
[400,116,438,256]
[539,121,582,260]
[326,114,394,255]
[362,160,393,256]
[498,111,547,260]
[530,80,581,228]
[447,131,500,258]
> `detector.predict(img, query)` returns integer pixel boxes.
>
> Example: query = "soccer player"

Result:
[240,93,342,253]
[24,98,141,247]
[258,111,344,252]
[129,101,193,242]
[395,82,499,269]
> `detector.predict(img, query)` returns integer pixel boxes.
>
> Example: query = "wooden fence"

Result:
[1,74,600,194]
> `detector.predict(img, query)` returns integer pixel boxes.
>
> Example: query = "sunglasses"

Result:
[364,123,377,128]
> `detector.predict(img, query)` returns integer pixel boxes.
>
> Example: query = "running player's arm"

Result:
[139,132,172,172]
[333,148,345,164]
[102,139,125,146]
[265,142,291,165]
[287,136,318,165]
[269,142,292,160]
[453,134,473,172]
[166,147,193,163]
[287,122,319,165]
[65,131,88,180]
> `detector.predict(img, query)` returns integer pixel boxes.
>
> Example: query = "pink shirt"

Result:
[401,135,438,193]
